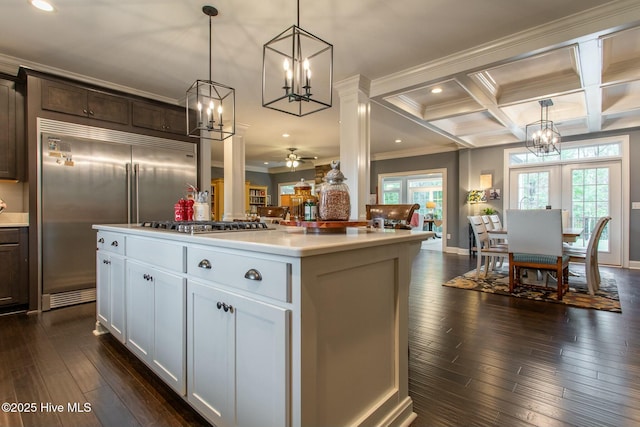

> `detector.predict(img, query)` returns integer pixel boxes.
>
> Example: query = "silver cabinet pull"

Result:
[98,237,105,243]
[111,241,119,247]
[244,269,262,281]
[198,259,212,269]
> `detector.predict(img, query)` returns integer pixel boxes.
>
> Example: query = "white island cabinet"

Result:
[93,224,429,427]
[95,231,126,343]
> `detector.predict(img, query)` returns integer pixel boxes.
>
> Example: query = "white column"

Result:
[335,75,371,221]
[198,138,211,211]
[223,124,249,221]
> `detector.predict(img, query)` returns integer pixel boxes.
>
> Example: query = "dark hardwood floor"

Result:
[0,250,638,427]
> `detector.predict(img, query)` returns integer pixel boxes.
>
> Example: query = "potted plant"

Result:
[482,207,497,215]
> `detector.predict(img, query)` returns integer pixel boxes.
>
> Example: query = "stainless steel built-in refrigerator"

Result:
[40,121,197,310]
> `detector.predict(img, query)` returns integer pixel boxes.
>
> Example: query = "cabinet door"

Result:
[163,106,188,135]
[126,261,154,362]
[187,280,290,427]
[0,244,20,306]
[131,101,166,132]
[96,252,111,326]
[41,79,88,117]
[109,255,126,343]
[0,78,17,179]
[187,281,235,427]
[87,91,130,125]
[152,269,186,395]
[235,291,290,427]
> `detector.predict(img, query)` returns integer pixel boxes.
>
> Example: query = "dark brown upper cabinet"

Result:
[41,79,130,125]
[0,76,24,181]
[131,100,189,136]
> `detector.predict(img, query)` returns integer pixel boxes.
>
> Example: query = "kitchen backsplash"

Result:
[0,182,28,212]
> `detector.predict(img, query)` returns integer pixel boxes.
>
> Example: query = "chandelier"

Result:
[525,99,561,157]
[262,0,333,117]
[186,5,235,141]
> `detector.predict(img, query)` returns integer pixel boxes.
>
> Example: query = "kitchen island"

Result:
[93,223,430,427]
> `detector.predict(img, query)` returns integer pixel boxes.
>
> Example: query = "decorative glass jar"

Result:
[291,178,312,220]
[318,161,350,220]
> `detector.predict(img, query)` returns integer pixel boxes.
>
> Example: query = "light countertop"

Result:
[93,223,433,257]
[0,213,29,227]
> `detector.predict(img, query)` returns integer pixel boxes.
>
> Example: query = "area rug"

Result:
[443,266,621,312]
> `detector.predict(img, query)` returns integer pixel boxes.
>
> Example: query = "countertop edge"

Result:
[93,224,433,257]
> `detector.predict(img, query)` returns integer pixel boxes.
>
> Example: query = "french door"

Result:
[509,160,622,265]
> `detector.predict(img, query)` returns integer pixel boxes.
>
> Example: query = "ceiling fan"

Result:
[285,148,317,170]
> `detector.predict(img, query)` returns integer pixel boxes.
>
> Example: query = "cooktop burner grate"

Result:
[139,220,269,233]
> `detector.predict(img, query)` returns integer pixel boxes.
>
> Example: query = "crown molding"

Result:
[0,52,177,105]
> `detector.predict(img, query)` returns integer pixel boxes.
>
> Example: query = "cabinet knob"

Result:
[89,110,95,116]
[111,241,119,247]
[83,109,88,114]
[98,237,105,243]
[216,302,233,313]
[198,259,212,269]
[244,268,262,281]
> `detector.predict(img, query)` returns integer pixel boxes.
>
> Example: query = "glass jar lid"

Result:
[324,160,346,184]
[294,178,311,190]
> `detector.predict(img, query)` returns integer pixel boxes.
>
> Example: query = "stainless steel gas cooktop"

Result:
[140,220,270,234]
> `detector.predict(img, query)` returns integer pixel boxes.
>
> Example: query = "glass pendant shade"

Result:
[262,2,333,117]
[186,5,235,141]
[525,99,560,157]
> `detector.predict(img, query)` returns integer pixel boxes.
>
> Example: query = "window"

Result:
[382,179,402,204]
[509,141,621,166]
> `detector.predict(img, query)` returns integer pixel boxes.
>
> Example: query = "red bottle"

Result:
[185,199,195,221]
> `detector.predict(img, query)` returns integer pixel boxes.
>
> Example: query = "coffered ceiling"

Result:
[1,0,639,171]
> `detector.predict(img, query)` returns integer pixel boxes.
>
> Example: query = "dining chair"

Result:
[410,212,425,230]
[489,214,503,230]
[467,215,508,278]
[506,209,570,300]
[366,204,420,228]
[563,216,611,295]
[433,219,443,238]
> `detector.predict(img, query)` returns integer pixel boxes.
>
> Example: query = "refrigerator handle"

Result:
[126,163,132,224]
[134,163,140,224]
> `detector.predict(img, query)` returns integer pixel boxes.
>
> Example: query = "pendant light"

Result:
[525,99,561,157]
[186,5,235,141]
[262,0,333,117]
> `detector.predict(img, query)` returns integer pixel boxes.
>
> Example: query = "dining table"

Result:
[488,227,583,243]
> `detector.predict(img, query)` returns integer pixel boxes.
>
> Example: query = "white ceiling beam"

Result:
[577,39,603,132]
[372,99,476,149]
[455,74,526,140]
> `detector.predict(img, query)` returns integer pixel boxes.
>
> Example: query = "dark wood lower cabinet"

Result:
[0,228,28,308]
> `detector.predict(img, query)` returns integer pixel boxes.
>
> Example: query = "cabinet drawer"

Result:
[96,231,125,255]
[127,236,185,272]
[188,247,291,302]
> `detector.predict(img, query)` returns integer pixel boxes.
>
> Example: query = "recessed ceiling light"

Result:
[30,0,55,12]
[395,139,402,144]
[264,162,269,165]
[431,87,443,94]
[282,133,290,138]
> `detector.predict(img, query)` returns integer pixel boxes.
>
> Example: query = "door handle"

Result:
[126,163,132,224]
[244,269,262,281]
[134,163,140,224]
[198,259,212,269]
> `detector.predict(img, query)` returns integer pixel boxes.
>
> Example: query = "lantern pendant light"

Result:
[262,0,333,117]
[186,5,235,141]
[525,99,561,157]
